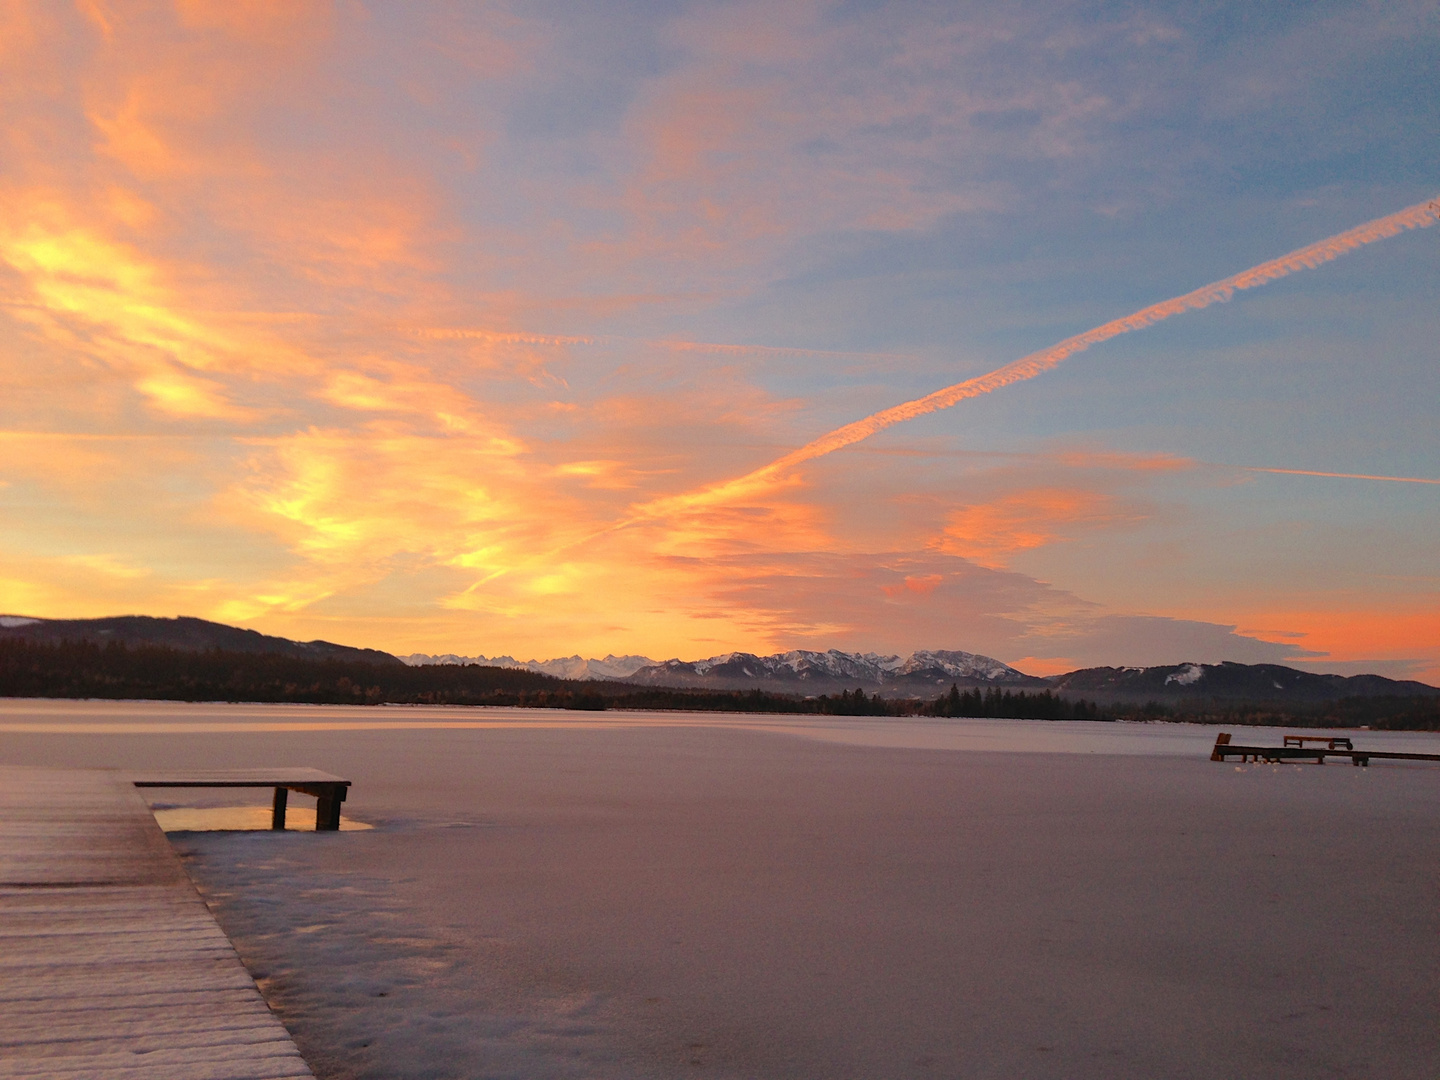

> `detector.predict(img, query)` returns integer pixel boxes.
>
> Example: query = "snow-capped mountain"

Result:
[402,646,1041,694]
[900,650,1027,681]
[402,652,657,680]
[625,648,1045,695]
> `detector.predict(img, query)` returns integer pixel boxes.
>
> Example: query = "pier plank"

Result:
[0,767,316,1079]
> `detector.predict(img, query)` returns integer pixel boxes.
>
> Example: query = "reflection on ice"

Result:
[152,805,373,832]
[3,696,1437,761]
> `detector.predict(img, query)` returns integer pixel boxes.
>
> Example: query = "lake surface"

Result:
[7,696,1440,754]
[4,699,1438,1079]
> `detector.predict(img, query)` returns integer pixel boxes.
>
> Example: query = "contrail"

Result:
[640,195,1440,517]
[486,196,1440,577]
[1241,466,1440,485]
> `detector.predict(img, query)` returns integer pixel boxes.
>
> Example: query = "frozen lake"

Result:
[3,699,1439,1078]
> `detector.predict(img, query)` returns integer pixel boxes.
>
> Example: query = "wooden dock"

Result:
[0,765,317,1079]
[1210,731,1440,766]
[133,769,351,832]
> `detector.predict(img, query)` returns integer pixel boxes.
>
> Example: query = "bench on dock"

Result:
[1210,732,1440,767]
[131,768,351,831]
[1210,732,1329,763]
[1283,734,1353,750]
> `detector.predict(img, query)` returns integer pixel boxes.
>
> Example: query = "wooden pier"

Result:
[1211,731,1440,766]
[0,765,321,1079]
[133,769,351,832]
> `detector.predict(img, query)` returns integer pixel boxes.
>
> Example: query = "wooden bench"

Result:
[1284,735,1353,750]
[131,768,351,830]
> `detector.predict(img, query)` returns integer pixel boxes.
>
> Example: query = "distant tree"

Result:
[946,683,962,716]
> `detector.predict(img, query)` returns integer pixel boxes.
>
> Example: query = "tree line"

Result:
[924,684,1103,720]
[2,638,1436,729]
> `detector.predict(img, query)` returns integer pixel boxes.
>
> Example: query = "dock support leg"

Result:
[315,785,345,831]
[271,786,288,830]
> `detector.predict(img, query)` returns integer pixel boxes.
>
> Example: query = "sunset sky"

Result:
[2,1,1437,679]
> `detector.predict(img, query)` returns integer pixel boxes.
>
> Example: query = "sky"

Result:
[1,0,1438,679]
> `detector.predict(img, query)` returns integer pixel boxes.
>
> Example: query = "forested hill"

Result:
[1050,661,1440,703]
[0,637,924,714]
[0,637,556,705]
[0,615,401,666]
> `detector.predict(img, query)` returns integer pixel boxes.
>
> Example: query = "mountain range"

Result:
[403,647,1437,703]
[401,647,1043,694]
[614,649,1044,695]
[400,647,1037,691]
[5,615,1436,704]
[402,652,656,681]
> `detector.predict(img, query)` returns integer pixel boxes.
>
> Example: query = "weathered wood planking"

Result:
[0,767,316,1080]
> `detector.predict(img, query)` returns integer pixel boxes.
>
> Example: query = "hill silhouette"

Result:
[0,615,402,666]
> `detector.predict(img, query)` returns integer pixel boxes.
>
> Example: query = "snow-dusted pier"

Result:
[0,766,316,1079]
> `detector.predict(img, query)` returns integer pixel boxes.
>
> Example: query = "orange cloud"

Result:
[172,0,332,43]
[233,425,528,566]
[0,196,248,418]
[938,488,1143,567]
[883,574,943,597]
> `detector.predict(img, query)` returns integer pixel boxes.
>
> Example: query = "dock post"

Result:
[315,784,345,831]
[271,786,288,830]
[1210,733,1232,761]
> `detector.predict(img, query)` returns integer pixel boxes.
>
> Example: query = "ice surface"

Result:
[5,700,1440,1079]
